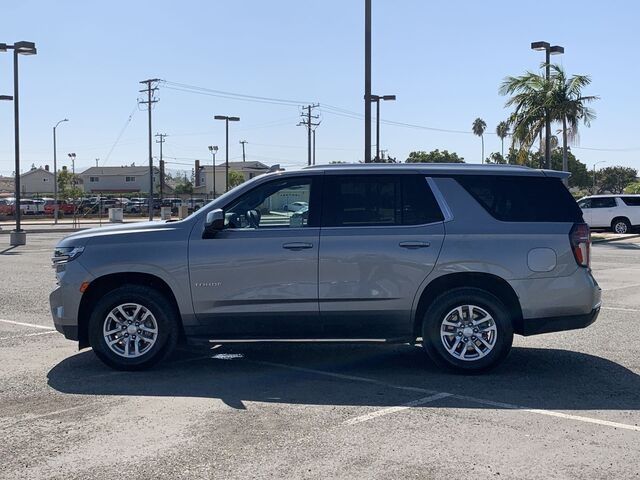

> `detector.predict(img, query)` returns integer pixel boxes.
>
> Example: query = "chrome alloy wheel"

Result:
[103,303,158,358]
[614,221,628,234]
[440,305,497,362]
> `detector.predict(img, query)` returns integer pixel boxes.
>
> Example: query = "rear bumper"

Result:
[520,305,600,336]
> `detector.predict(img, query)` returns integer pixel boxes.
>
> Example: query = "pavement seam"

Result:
[0,318,55,330]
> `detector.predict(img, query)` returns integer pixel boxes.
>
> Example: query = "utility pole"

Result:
[139,78,160,221]
[95,158,99,167]
[364,0,372,163]
[298,104,320,166]
[239,140,247,162]
[155,133,167,200]
[312,129,316,165]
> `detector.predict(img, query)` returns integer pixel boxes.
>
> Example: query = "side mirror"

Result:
[204,208,224,238]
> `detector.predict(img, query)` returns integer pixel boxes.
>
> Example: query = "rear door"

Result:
[589,197,617,227]
[318,173,445,340]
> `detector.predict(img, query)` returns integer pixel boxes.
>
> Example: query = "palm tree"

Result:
[499,71,548,165]
[472,118,487,163]
[496,121,509,158]
[547,64,599,176]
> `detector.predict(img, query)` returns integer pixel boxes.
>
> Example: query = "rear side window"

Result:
[590,197,616,208]
[621,197,640,207]
[322,174,443,227]
[455,175,583,222]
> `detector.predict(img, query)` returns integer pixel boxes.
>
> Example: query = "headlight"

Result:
[52,246,85,267]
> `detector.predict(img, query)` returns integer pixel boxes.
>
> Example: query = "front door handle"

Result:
[399,241,430,249]
[282,242,314,250]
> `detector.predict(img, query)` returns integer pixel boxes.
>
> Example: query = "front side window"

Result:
[590,197,616,208]
[322,174,443,227]
[578,199,591,209]
[224,177,314,229]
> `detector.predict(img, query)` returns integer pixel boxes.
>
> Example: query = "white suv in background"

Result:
[578,195,640,233]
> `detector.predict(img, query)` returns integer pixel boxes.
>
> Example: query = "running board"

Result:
[186,337,409,346]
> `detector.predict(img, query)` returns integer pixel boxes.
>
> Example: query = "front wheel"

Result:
[422,288,513,373]
[88,285,179,370]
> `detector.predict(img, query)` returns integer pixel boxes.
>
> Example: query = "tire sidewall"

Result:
[88,285,178,370]
[422,288,513,373]
[612,219,630,234]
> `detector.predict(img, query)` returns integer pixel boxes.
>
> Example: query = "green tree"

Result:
[57,168,81,199]
[174,177,193,194]
[596,166,638,194]
[485,152,507,164]
[495,121,509,158]
[406,150,465,163]
[472,118,487,163]
[547,64,599,178]
[548,148,591,189]
[228,170,245,188]
[624,182,640,194]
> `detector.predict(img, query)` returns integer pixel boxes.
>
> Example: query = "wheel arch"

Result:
[413,272,524,339]
[77,272,184,349]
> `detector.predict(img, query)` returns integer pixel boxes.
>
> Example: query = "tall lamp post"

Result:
[214,115,240,192]
[0,41,37,246]
[52,118,68,224]
[593,161,607,193]
[208,145,218,198]
[369,94,396,161]
[531,41,564,169]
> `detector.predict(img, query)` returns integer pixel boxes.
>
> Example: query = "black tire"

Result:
[422,287,513,374]
[611,217,631,234]
[88,284,179,371]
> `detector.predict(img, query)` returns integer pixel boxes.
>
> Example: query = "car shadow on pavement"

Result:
[47,344,640,412]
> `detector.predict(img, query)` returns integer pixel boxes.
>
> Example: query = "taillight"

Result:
[570,223,590,267]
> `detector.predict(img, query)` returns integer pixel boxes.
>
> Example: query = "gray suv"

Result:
[50,164,601,373]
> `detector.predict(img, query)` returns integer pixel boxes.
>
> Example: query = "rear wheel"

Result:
[88,285,179,370]
[611,217,631,234]
[422,288,513,373]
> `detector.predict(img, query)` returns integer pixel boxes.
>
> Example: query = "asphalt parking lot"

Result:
[1,233,639,480]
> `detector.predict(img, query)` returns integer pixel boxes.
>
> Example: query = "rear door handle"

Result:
[399,241,430,249]
[282,242,314,250]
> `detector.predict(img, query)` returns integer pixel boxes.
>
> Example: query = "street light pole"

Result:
[214,115,240,192]
[53,118,68,224]
[0,41,37,246]
[208,145,218,198]
[593,161,607,193]
[370,94,396,161]
[364,0,372,163]
[531,41,564,169]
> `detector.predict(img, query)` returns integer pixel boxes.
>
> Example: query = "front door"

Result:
[188,175,321,338]
[318,173,445,340]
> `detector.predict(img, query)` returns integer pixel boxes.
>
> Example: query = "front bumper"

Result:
[520,305,600,336]
[49,260,93,342]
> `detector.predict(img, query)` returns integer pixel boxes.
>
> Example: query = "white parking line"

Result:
[258,361,640,433]
[343,392,452,425]
[603,283,640,292]
[0,330,56,341]
[602,306,640,313]
[0,318,54,330]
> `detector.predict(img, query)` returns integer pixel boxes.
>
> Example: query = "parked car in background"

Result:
[577,194,640,233]
[0,198,14,216]
[283,201,308,212]
[124,200,148,214]
[19,199,41,215]
[43,199,76,216]
[51,164,600,373]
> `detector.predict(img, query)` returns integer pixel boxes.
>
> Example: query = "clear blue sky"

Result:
[1,0,638,176]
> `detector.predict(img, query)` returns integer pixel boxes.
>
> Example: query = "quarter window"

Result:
[322,174,443,227]
[621,197,640,207]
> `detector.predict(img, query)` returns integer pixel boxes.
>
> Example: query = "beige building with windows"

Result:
[79,166,162,193]
[195,161,270,196]
[20,166,55,194]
